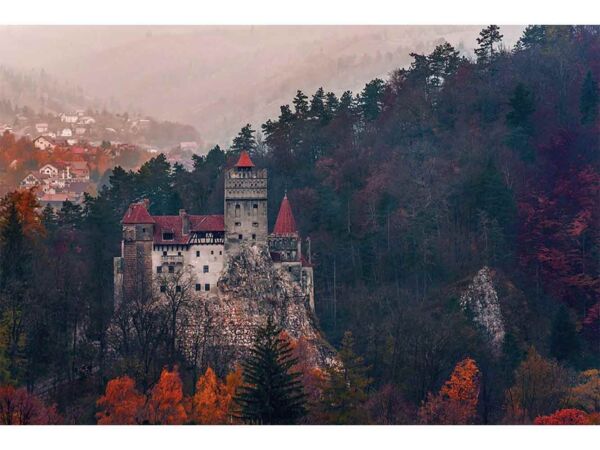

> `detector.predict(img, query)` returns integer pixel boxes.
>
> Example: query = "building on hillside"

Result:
[60,113,78,124]
[75,126,87,136]
[60,128,73,137]
[20,172,42,188]
[39,164,60,177]
[114,151,315,311]
[33,136,56,151]
[35,123,49,133]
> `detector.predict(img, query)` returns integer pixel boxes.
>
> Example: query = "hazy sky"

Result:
[0,26,524,146]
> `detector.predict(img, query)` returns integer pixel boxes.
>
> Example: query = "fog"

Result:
[0,25,524,146]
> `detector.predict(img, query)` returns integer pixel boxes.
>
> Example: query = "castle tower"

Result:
[224,151,268,254]
[268,194,315,311]
[116,200,155,307]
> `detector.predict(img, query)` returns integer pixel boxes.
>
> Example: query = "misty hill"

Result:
[0,26,524,146]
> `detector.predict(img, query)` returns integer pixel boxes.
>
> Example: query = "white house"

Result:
[35,123,49,133]
[39,164,60,177]
[61,128,73,137]
[20,173,41,188]
[33,136,56,151]
[79,116,96,125]
[60,113,78,124]
[74,126,87,136]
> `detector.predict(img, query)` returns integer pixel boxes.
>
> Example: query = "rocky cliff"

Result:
[181,243,336,372]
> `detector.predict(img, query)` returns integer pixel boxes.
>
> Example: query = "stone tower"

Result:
[115,200,155,307]
[224,151,268,254]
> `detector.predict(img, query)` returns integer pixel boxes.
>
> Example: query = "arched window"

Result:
[235,204,241,218]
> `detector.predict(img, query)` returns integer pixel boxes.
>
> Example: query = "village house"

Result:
[61,128,73,137]
[35,123,49,134]
[33,136,56,151]
[60,113,79,124]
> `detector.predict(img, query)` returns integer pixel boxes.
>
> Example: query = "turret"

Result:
[224,151,268,254]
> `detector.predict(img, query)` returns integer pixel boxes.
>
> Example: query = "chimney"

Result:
[180,209,189,235]
[142,198,150,209]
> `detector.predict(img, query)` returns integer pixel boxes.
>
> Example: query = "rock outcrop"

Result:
[459,266,506,354]
[181,243,336,372]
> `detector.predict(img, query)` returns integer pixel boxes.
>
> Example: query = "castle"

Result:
[113,151,315,311]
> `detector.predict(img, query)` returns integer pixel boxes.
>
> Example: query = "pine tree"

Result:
[514,25,547,51]
[230,124,257,155]
[319,331,372,424]
[580,70,599,125]
[475,25,503,64]
[549,305,580,363]
[359,78,385,122]
[235,316,306,424]
[292,90,309,118]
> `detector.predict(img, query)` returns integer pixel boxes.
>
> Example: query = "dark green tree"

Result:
[319,331,372,424]
[235,316,306,424]
[580,70,599,125]
[475,25,503,64]
[514,25,547,51]
[292,90,309,118]
[506,83,536,161]
[230,124,257,155]
[549,305,580,364]
[359,78,385,122]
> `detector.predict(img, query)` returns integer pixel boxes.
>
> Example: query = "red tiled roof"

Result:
[153,214,224,244]
[235,150,255,168]
[273,194,297,235]
[123,202,155,224]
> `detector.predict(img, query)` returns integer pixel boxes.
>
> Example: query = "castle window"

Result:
[252,234,256,240]
[211,250,214,255]
[168,266,174,274]
[156,266,162,274]
[177,251,182,256]
[142,227,146,233]
[204,283,210,291]
[238,234,243,240]
[195,284,201,291]
[235,222,241,227]
[163,250,167,256]
[219,251,222,255]
[252,222,258,227]
[235,204,241,218]
[196,250,200,257]
[176,286,182,293]
[253,204,258,216]
[160,285,166,293]
[203,265,209,273]
[163,232,174,241]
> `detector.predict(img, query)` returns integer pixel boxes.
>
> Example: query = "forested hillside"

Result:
[0,25,598,425]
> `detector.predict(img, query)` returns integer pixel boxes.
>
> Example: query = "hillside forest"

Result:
[0,25,598,425]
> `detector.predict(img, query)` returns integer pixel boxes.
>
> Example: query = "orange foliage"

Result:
[419,357,481,424]
[534,408,592,425]
[145,367,187,425]
[188,366,243,424]
[0,385,61,425]
[96,376,145,425]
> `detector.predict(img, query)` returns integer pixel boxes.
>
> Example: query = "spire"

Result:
[123,201,155,224]
[235,150,255,168]
[273,193,297,235]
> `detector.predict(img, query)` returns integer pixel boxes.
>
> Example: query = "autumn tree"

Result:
[145,367,187,425]
[189,367,226,424]
[0,384,61,424]
[534,408,591,425]
[235,317,306,424]
[567,369,600,413]
[96,375,145,425]
[504,347,570,423]
[418,357,481,424]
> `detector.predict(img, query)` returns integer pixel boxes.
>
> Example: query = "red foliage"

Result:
[534,408,591,425]
[0,385,61,424]
[96,376,145,425]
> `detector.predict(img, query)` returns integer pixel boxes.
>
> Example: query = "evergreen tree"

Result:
[550,305,580,364]
[235,316,306,424]
[475,25,503,64]
[580,70,599,125]
[292,90,309,118]
[230,124,257,155]
[514,25,547,52]
[428,42,461,88]
[309,87,326,120]
[359,78,385,122]
[506,83,536,161]
[319,331,372,424]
